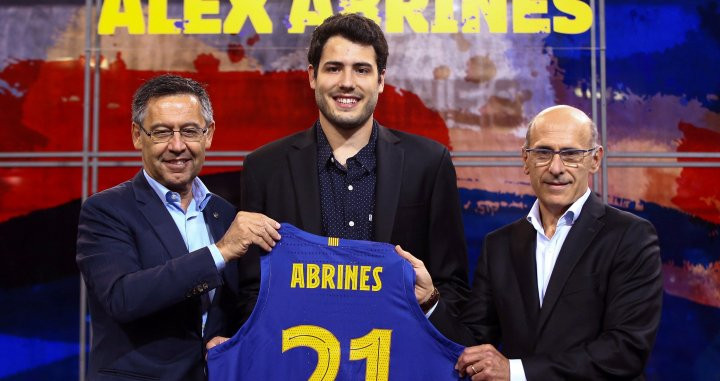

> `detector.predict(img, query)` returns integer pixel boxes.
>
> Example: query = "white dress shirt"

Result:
[509,188,592,381]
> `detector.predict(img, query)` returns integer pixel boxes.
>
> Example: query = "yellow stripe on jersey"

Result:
[328,237,339,247]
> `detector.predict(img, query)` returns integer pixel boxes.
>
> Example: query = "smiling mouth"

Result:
[163,159,190,170]
[333,96,360,108]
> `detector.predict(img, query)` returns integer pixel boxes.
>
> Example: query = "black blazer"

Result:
[239,123,470,319]
[76,171,243,380]
[446,192,663,380]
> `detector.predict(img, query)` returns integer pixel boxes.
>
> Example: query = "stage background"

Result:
[0,0,718,379]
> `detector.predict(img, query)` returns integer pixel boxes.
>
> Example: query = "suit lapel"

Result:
[288,127,322,234]
[536,193,605,335]
[132,171,189,260]
[202,197,229,245]
[510,220,541,332]
[202,198,231,321]
[374,125,403,243]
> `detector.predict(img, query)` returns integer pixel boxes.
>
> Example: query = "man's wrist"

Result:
[420,288,440,313]
[208,244,226,271]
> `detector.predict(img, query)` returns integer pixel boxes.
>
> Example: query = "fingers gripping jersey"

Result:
[208,224,466,380]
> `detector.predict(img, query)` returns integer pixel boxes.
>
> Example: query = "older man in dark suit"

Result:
[400,105,663,380]
[76,75,280,380]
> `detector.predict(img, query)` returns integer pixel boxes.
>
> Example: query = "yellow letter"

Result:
[359,265,371,291]
[288,0,334,34]
[224,0,273,34]
[148,0,180,34]
[98,0,145,35]
[339,0,381,24]
[371,267,383,291]
[322,264,336,289]
[184,0,221,34]
[307,264,321,288]
[345,265,358,290]
[461,0,507,33]
[513,0,550,33]
[290,263,305,288]
[553,0,592,34]
[431,0,457,33]
[385,0,429,33]
[337,264,344,290]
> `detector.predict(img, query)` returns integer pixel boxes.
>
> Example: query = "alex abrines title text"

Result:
[98,0,593,35]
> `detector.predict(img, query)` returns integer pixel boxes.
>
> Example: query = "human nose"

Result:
[339,69,354,90]
[547,152,565,174]
[166,131,187,152]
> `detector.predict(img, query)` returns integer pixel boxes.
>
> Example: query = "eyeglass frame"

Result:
[135,123,209,143]
[522,146,599,168]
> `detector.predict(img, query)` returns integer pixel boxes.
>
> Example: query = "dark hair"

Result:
[131,74,213,126]
[307,13,389,78]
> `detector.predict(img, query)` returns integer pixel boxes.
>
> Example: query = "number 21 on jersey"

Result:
[282,325,392,381]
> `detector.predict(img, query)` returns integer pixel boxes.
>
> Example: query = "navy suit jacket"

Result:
[77,171,244,380]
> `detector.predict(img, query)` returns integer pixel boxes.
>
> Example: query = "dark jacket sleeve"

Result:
[76,194,222,324]
[425,148,471,317]
[431,230,502,347]
[231,155,264,324]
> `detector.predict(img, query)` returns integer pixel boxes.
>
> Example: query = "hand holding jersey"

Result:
[394,245,436,307]
[456,345,510,381]
[215,211,281,262]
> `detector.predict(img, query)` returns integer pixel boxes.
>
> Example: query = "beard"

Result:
[315,89,378,131]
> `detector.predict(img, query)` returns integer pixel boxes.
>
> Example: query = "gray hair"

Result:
[131,74,213,126]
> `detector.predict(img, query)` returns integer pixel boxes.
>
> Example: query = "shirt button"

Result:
[348,185,353,191]
[330,157,335,163]
[348,221,355,227]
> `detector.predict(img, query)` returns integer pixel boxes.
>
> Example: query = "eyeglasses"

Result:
[137,124,208,143]
[523,147,598,167]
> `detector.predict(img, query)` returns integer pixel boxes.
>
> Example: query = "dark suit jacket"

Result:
[447,192,663,380]
[239,122,470,320]
[76,171,243,381]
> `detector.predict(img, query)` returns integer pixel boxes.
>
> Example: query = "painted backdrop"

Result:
[0,0,718,379]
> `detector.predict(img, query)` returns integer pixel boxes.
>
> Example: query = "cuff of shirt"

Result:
[509,359,527,381]
[424,301,439,318]
[208,244,226,272]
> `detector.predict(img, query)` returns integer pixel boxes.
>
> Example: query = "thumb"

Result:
[206,336,229,351]
[395,245,420,266]
[395,245,417,266]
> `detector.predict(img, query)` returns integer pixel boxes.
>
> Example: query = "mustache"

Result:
[331,92,363,99]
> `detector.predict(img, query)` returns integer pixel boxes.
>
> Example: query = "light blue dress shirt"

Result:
[143,170,226,334]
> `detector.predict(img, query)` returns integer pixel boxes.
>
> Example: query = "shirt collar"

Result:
[527,188,592,233]
[316,121,334,169]
[142,169,212,211]
[316,120,378,171]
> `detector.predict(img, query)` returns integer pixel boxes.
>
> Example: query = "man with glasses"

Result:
[77,74,280,380]
[399,105,663,380]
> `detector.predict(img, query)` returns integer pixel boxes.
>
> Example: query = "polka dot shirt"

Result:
[316,122,377,240]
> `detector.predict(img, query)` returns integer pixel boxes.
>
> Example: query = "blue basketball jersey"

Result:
[207,223,467,380]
